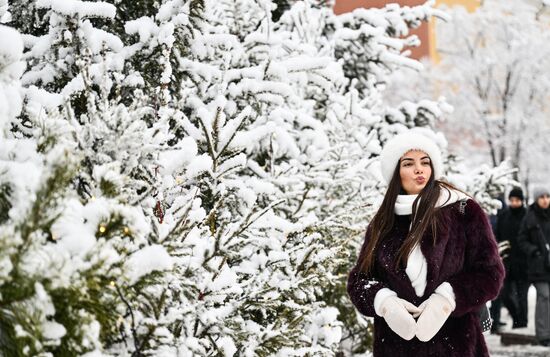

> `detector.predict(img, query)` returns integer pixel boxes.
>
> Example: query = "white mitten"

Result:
[415,293,454,342]
[379,296,421,340]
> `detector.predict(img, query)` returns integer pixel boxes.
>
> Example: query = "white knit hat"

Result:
[379,131,443,184]
[532,186,550,200]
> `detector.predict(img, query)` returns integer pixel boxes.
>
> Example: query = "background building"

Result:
[333,0,481,60]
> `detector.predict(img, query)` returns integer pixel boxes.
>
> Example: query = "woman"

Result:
[347,131,504,356]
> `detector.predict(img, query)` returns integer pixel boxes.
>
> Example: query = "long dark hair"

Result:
[359,160,466,274]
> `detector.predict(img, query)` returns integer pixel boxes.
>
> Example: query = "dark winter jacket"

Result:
[517,203,550,282]
[495,206,527,280]
[347,199,504,357]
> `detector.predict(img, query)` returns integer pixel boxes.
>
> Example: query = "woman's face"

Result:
[399,150,432,195]
[537,194,550,209]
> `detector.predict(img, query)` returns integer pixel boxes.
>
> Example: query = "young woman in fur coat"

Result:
[347,131,505,356]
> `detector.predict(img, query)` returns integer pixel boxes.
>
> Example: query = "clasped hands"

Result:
[379,293,453,341]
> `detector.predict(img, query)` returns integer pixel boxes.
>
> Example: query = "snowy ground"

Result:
[486,286,550,356]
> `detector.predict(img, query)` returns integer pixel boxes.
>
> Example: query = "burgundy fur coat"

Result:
[347,199,505,356]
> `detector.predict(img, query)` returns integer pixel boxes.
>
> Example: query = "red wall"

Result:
[333,0,431,60]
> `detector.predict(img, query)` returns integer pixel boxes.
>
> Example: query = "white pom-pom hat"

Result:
[379,131,443,184]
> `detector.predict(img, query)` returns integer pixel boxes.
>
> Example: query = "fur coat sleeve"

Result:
[446,199,505,316]
[347,226,389,317]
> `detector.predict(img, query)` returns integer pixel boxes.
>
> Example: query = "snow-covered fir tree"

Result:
[1,1,181,355]
[0,0,514,356]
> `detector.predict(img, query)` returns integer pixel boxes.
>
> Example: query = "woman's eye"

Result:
[422,161,430,166]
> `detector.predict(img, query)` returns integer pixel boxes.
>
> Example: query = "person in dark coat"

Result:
[491,187,528,331]
[347,131,505,357]
[517,187,550,346]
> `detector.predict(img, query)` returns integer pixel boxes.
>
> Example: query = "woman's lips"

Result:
[415,177,425,184]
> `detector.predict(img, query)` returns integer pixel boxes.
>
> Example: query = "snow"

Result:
[308,307,343,346]
[60,74,85,97]
[186,154,213,179]
[80,320,102,351]
[0,25,23,65]
[81,351,113,357]
[0,26,24,128]
[156,0,190,22]
[124,245,173,285]
[80,20,124,53]
[380,51,424,71]
[0,0,9,23]
[36,0,116,19]
[92,163,125,191]
[218,106,252,150]
[158,137,198,174]
[0,142,43,221]
[51,199,99,256]
[42,321,67,340]
[124,16,158,42]
[217,336,237,357]
[209,264,240,291]
[485,286,550,356]
[217,153,246,175]
[158,22,176,48]
[25,86,64,110]
[281,56,332,72]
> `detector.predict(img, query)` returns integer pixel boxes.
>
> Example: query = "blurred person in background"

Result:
[518,187,550,346]
[491,187,528,333]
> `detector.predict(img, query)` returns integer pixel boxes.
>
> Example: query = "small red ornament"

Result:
[154,200,164,224]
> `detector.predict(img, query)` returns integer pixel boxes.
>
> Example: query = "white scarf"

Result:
[394,188,469,296]
[394,188,469,216]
